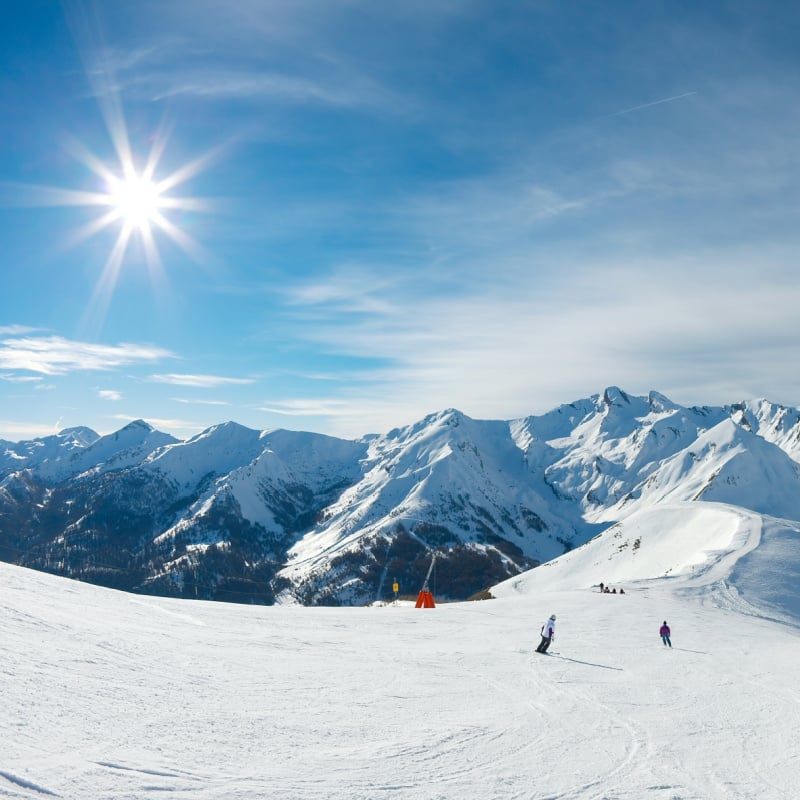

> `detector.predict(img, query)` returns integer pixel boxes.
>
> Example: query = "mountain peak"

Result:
[119,419,154,433]
[435,408,467,427]
[55,426,100,446]
[601,386,631,407]
[647,390,677,413]
[194,420,260,439]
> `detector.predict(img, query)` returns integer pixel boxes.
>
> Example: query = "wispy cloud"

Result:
[257,399,353,418]
[284,264,402,314]
[0,420,67,440]
[0,325,43,335]
[84,21,406,115]
[278,243,800,437]
[609,91,697,117]
[146,69,387,108]
[172,397,231,406]
[0,336,177,376]
[391,178,602,255]
[148,373,255,388]
[1,373,43,383]
[97,389,122,401]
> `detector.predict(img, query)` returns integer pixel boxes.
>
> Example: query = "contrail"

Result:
[611,91,697,116]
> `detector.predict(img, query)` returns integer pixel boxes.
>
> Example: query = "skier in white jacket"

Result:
[536,614,556,653]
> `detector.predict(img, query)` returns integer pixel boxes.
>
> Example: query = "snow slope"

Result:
[2,501,799,799]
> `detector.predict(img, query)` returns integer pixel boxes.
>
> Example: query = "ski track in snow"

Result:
[0,769,60,797]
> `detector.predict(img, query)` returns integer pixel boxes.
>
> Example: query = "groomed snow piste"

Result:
[2,501,799,799]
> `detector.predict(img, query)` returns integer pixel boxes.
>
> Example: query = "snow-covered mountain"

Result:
[0,425,99,472]
[2,387,800,605]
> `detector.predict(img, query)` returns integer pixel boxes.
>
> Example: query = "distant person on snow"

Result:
[536,614,556,653]
[660,621,672,647]
[599,582,605,593]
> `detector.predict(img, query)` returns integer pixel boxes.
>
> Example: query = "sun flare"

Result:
[107,172,163,232]
[19,112,216,326]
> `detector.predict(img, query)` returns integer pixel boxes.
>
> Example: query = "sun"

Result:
[66,134,213,324]
[7,13,219,328]
[107,171,163,233]
[18,114,217,325]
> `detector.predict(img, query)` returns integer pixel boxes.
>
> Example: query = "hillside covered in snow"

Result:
[2,387,800,605]
[1,499,798,799]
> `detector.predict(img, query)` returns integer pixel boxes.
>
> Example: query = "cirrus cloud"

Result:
[0,335,177,376]
[148,373,255,388]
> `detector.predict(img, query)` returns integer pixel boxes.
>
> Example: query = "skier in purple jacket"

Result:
[660,621,672,647]
[536,614,556,653]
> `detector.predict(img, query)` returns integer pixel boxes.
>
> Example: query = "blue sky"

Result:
[2,0,799,442]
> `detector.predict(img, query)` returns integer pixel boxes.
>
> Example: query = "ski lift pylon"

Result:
[415,553,436,608]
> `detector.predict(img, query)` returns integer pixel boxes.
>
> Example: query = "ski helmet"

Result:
[550,614,556,620]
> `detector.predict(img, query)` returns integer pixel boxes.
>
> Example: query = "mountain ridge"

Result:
[2,387,799,605]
